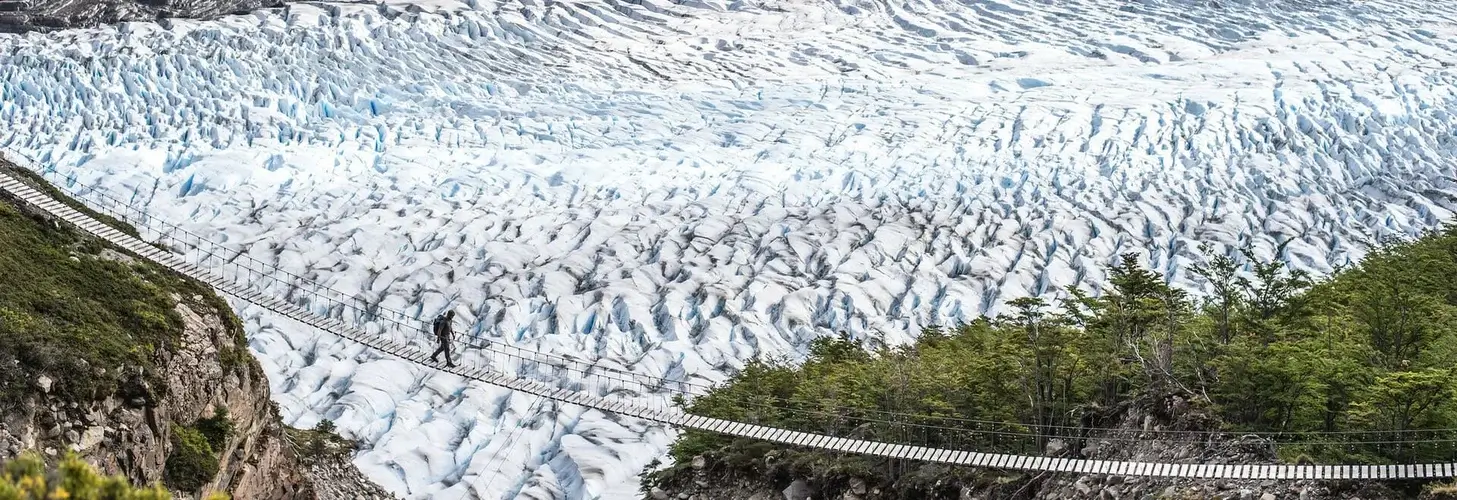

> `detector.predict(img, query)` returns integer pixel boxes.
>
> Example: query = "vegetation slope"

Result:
[646,226,1457,496]
[0,164,251,410]
[0,163,257,496]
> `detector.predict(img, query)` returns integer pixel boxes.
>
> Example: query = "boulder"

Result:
[783,479,813,500]
[1045,438,1069,457]
[1170,396,1190,417]
[1075,477,1095,495]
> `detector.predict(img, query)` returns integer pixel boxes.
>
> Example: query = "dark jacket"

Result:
[433,315,453,341]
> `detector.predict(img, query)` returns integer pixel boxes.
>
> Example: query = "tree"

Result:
[1005,297,1053,442]
[1085,253,1186,397]
[1240,246,1311,343]
[1150,283,1192,393]
[1349,368,1457,462]
[1350,269,1441,368]
[1351,368,1455,433]
[1189,246,1248,344]
[807,332,870,365]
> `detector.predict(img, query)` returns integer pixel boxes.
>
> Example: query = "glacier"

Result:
[3,0,1457,497]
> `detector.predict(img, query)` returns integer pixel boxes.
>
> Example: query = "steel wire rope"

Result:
[458,394,550,500]
[127,194,1457,454]
[731,397,1457,449]
[15,163,1457,448]
[42,178,1457,440]
[8,170,1457,475]
[26,165,690,423]
[27,165,1457,446]
[21,165,703,377]
[26,164,1457,444]
[23,166,731,390]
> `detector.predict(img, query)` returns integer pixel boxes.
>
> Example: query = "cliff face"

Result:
[0,164,317,498]
[0,0,287,33]
[0,292,310,498]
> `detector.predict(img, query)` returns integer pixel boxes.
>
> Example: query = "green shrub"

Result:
[196,408,234,451]
[313,419,335,435]
[164,426,219,492]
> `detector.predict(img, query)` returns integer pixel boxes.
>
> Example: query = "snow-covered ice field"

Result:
[5,0,1457,496]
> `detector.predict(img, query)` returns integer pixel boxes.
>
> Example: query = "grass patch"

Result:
[0,192,182,406]
[0,161,252,407]
[196,407,235,452]
[285,420,356,464]
[164,409,233,493]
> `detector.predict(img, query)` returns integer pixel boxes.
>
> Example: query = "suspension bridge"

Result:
[3,167,1456,482]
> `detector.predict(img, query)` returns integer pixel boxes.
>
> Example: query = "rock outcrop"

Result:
[285,426,398,500]
[0,163,391,499]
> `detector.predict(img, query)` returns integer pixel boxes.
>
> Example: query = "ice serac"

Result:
[3,0,1457,497]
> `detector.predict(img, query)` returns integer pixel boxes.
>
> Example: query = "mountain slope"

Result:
[647,226,1457,499]
[0,159,395,499]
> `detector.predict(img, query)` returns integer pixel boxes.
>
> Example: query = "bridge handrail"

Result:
[20,166,1457,443]
[4,169,1457,480]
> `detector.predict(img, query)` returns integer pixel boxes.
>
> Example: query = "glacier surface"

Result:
[3,0,1457,497]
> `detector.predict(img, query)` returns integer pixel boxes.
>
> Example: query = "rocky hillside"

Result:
[0,162,390,499]
[0,0,286,33]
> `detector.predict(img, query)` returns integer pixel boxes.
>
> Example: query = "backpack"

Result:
[432,315,448,338]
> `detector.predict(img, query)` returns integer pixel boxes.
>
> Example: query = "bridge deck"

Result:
[3,169,1452,480]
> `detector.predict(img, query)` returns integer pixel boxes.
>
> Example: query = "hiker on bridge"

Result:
[429,310,457,368]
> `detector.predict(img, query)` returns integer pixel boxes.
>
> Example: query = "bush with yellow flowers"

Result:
[0,451,227,500]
